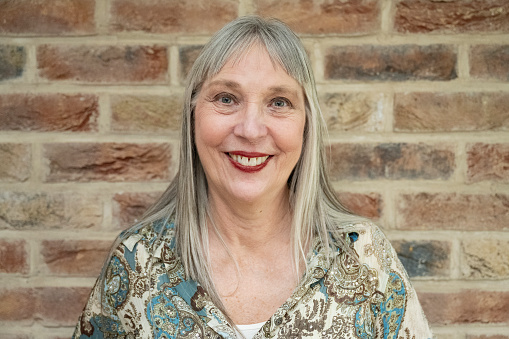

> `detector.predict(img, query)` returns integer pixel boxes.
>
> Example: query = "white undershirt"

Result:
[236,321,266,339]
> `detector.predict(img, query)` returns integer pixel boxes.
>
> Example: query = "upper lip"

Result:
[227,151,271,157]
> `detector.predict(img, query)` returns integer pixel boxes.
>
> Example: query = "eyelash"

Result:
[211,93,293,110]
[213,93,237,105]
[270,97,292,108]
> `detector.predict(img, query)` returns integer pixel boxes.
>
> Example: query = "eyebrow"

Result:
[206,80,302,98]
[206,80,241,90]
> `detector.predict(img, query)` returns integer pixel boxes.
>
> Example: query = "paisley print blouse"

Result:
[72,220,433,338]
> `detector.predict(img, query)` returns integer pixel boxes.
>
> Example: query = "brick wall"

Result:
[0,0,508,338]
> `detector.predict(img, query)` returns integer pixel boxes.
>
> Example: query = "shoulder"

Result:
[120,218,175,250]
[328,220,405,278]
[106,219,176,275]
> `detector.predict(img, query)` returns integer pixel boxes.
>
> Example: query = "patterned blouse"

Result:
[72,219,433,338]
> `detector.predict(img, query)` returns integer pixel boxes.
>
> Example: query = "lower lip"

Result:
[227,155,271,173]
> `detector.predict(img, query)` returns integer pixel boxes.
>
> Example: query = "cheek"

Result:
[194,107,228,153]
[275,119,306,160]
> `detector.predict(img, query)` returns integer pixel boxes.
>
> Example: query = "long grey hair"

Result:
[120,15,360,322]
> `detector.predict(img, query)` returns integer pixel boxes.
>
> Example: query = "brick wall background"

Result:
[0,0,508,338]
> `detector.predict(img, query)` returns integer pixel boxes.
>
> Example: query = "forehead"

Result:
[203,44,303,94]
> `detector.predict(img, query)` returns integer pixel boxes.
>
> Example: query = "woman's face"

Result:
[194,44,306,205]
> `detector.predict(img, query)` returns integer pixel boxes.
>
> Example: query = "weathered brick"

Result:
[394,92,509,132]
[37,45,168,83]
[396,193,509,231]
[335,192,381,220]
[41,240,111,276]
[43,143,172,182]
[0,144,31,183]
[420,290,509,324]
[0,94,98,132]
[467,143,509,183]
[0,239,29,274]
[254,0,379,34]
[179,45,203,81]
[395,0,509,33]
[111,95,181,133]
[470,45,509,81]
[0,192,102,230]
[0,45,25,81]
[461,238,509,279]
[393,240,450,278]
[0,288,34,321]
[320,93,384,132]
[110,0,237,34]
[112,191,162,229]
[328,143,455,181]
[325,45,456,81]
[0,334,30,339]
[38,287,90,325]
[0,287,90,325]
[0,0,95,35]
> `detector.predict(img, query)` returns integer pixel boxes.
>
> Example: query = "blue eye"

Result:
[215,93,235,105]
[220,96,232,104]
[272,98,290,108]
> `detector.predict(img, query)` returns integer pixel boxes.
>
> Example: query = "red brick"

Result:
[325,45,456,81]
[255,0,379,34]
[41,240,111,276]
[320,92,384,132]
[0,334,30,339]
[112,191,162,229]
[43,143,172,182]
[0,192,102,230]
[0,45,25,81]
[396,193,509,231]
[467,143,509,183]
[111,95,181,133]
[461,238,509,279]
[0,0,95,35]
[0,94,98,132]
[420,290,509,324]
[110,0,237,34]
[394,92,509,132]
[328,143,455,181]
[0,288,34,321]
[179,45,203,81]
[335,192,381,219]
[0,287,91,325]
[37,45,168,83]
[393,240,450,278]
[38,287,91,325]
[0,239,29,274]
[395,0,509,33]
[0,144,31,183]
[470,45,509,81]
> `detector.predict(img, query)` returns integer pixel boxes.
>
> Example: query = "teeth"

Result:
[229,153,269,166]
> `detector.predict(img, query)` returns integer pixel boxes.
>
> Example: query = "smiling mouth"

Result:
[228,153,270,167]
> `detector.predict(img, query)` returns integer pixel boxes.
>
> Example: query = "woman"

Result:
[73,16,433,338]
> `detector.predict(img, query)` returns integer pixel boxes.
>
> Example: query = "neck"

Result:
[207,188,293,251]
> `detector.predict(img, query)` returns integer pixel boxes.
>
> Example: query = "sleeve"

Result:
[352,223,434,339]
[72,246,131,339]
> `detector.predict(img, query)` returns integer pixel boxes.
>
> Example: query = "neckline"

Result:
[236,321,267,330]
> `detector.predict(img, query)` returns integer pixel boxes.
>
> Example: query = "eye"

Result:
[271,97,291,108]
[220,96,232,104]
[215,93,236,105]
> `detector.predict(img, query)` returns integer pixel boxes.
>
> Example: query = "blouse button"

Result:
[274,317,282,326]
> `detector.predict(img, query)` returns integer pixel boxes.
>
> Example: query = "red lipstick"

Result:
[226,151,271,173]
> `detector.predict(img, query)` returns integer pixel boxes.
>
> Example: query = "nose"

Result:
[233,102,268,141]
